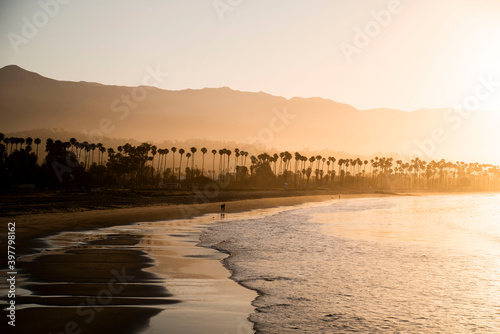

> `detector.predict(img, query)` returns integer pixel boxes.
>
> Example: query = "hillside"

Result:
[0,65,497,163]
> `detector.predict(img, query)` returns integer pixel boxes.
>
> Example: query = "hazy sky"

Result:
[1,0,500,111]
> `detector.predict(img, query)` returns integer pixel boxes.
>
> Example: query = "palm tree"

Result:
[96,143,103,164]
[234,148,240,174]
[190,147,197,172]
[226,149,232,178]
[309,156,315,169]
[90,143,96,166]
[164,148,170,176]
[186,152,192,179]
[242,151,248,167]
[338,159,344,184]
[274,153,280,176]
[284,151,292,174]
[178,148,185,183]
[171,147,177,181]
[151,145,157,171]
[157,148,168,176]
[219,149,224,177]
[315,155,322,172]
[201,147,207,176]
[211,149,217,180]
[99,145,106,165]
[84,143,91,169]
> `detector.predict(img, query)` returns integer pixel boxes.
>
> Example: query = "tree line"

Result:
[1,134,499,191]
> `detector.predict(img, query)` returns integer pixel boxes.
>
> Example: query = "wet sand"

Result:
[8,194,355,255]
[1,193,394,333]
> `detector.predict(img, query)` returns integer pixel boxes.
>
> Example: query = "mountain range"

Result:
[0,65,498,164]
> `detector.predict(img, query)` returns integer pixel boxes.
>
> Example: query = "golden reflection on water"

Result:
[203,194,500,333]
[314,195,500,256]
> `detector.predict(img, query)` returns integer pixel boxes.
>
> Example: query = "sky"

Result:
[1,0,500,112]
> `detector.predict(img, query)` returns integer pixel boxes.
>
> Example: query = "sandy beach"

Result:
[1,192,395,333]
[7,191,385,255]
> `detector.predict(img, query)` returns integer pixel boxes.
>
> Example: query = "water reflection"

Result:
[202,194,500,333]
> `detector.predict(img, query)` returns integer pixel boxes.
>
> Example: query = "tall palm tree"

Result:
[226,149,232,177]
[157,149,167,175]
[242,151,248,167]
[218,149,224,177]
[201,147,207,176]
[309,156,315,169]
[178,148,185,183]
[190,147,197,172]
[234,148,240,174]
[84,144,91,169]
[151,145,157,170]
[171,147,177,181]
[99,145,106,165]
[186,152,192,179]
[163,148,170,176]
[211,149,217,180]
[338,159,344,184]
[285,151,292,173]
[90,143,96,166]
[156,149,162,173]
[96,143,103,164]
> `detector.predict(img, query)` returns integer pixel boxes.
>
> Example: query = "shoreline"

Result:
[0,193,388,334]
[2,194,362,333]
[3,191,493,333]
[5,192,390,257]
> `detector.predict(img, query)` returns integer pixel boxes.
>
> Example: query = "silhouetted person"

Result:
[221,203,226,212]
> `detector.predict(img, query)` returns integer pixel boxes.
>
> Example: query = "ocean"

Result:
[202,194,500,333]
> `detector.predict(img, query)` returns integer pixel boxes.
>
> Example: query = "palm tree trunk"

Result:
[178,156,183,184]
[202,154,205,177]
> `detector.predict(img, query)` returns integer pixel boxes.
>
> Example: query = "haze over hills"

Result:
[1,65,498,164]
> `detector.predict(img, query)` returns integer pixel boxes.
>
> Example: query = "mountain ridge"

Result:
[0,65,497,164]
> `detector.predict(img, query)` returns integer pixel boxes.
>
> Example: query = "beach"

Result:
[1,191,392,333]
[3,190,499,333]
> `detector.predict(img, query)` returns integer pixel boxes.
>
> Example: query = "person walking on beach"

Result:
[220,203,226,212]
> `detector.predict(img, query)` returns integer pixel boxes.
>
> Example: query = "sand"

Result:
[8,194,369,255]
